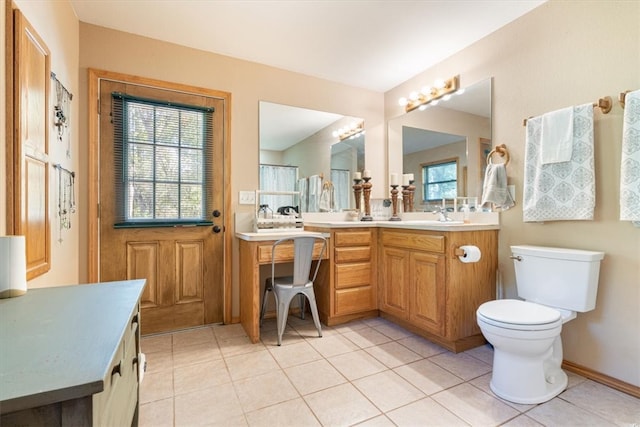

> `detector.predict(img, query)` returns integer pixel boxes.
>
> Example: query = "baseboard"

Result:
[562,360,640,399]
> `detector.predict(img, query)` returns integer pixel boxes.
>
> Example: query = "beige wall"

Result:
[77,23,385,321]
[1,0,81,287]
[386,0,640,387]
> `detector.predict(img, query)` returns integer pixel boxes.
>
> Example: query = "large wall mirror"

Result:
[259,101,364,212]
[388,78,492,211]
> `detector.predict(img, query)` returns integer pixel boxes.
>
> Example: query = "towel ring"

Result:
[487,144,510,166]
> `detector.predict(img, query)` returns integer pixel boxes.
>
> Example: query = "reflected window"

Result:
[422,160,458,201]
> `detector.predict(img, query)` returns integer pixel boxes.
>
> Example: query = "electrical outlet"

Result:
[239,191,256,205]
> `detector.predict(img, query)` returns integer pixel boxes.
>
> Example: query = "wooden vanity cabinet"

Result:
[306,227,378,325]
[378,229,497,352]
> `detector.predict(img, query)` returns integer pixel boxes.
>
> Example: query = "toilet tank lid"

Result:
[511,245,604,262]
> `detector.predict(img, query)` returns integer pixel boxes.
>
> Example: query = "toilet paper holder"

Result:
[454,247,467,257]
[454,245,482,263]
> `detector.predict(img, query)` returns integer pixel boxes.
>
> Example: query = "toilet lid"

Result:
[477,300,561,327]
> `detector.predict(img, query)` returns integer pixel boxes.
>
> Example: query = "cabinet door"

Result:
[379,247,409,319]
[409,252,445,335]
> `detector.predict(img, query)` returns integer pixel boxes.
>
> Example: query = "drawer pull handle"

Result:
[111,361,122,377]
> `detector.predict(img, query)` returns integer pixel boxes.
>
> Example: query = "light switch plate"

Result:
[239,191,256,205]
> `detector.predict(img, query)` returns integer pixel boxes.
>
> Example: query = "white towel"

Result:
[481,163,514,210]
[541,107,574,164]
[620,89,640,224]
[307,175,322,213]
[523,103,595,222]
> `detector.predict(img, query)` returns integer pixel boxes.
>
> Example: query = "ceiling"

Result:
[70,1,543,152]
[70,0,545,93]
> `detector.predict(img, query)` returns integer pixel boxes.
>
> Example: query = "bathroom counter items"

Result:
[303,220,499,232]
[236,230,328,242]
[0,279,145,426]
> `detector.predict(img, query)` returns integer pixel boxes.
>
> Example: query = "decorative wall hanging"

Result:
[53,163,76,242]
[51,72,73,158]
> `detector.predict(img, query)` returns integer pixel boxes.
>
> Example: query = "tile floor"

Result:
[139,316,640,426]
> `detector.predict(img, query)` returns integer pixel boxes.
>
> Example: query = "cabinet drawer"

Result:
[335,286,376,315]
[335,246,370,263]
[335,231,371,247]
[381,231,445,253]
[335,263,370,289]
[257,242,327,263]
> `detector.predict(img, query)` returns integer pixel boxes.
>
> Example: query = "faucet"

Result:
[432,206,451,222]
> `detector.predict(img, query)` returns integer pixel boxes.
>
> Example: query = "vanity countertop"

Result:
[235,230,329,242]
[302,220,499,232]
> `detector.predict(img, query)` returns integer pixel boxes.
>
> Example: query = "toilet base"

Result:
[489,346,568,404]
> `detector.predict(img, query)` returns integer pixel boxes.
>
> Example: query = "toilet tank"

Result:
[511,245,604,312]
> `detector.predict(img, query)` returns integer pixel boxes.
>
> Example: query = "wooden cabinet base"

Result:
[380,312,487,353]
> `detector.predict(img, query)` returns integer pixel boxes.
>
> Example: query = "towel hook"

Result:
[487,144,510,166]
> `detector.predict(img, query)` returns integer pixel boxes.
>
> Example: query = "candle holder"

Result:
[352,179,363,213]
[408,180,416,212]
[361,177,373,221]
[401,185,410,214]
[389,185,401,221]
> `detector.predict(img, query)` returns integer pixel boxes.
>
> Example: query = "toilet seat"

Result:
[477,300,562,331]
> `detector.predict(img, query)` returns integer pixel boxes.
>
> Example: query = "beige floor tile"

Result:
[268,340,323,369]
[353,414,396,427]
[396,335,448,358]
[140,370,174,404]
[173,359,231,395]
[304,383,381,426]
[328,349,387,381]
[432,383,519,426]
[331,319,371,334]
[464,343,494,365]
[365,341,422,368]
[142,333,173,353]
[174,383,244,426]
[218,335,267,358]
[371,320,413,340]
[244,397,321,427]
[353,370,425,412]
[260,326,306,347]
[144,349,173,374]
[342,327,393,349]
[172,342,222,368]
[171,326,216,349]
[469,373,536,412]
[527,397,617,426]
[501,414,544,427]
[233,370,300,413]
[139,397,174,427]
[307,333,359,358]
[212,323,248,340]
[225,349,279,381]
[393,358,464,396]
[559,379,640,425]
[386,397,468,427]
[430,351,492,381]
[285,359,347,395]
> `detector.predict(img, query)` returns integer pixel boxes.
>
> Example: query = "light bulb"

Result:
[398,97,408,106]
[409,91,419,101]
[418,104,428,111]
[442,94,452,101]
[420,86,431,96]
[456,88,466,95]
[332,131,339,138]
[434,78,446,89]
[431,100,439,106]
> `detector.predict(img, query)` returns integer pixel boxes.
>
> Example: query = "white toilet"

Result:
[476,245,604,404]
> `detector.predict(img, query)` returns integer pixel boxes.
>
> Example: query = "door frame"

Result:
[87,68,232,324]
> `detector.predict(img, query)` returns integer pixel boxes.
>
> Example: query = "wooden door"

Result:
[409,251,445,335]
[98,80,225,334]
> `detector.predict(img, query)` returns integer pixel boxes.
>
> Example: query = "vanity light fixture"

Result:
[398,75,461,113]
[333,121,365,141]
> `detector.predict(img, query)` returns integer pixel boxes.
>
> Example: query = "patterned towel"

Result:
[523,103,595,222]
[620,89,640,224]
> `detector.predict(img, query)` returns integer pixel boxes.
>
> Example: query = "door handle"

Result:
[213,225,222,233]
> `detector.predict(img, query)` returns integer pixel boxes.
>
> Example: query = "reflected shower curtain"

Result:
[331,169,350,211]
[259,164,298,211]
